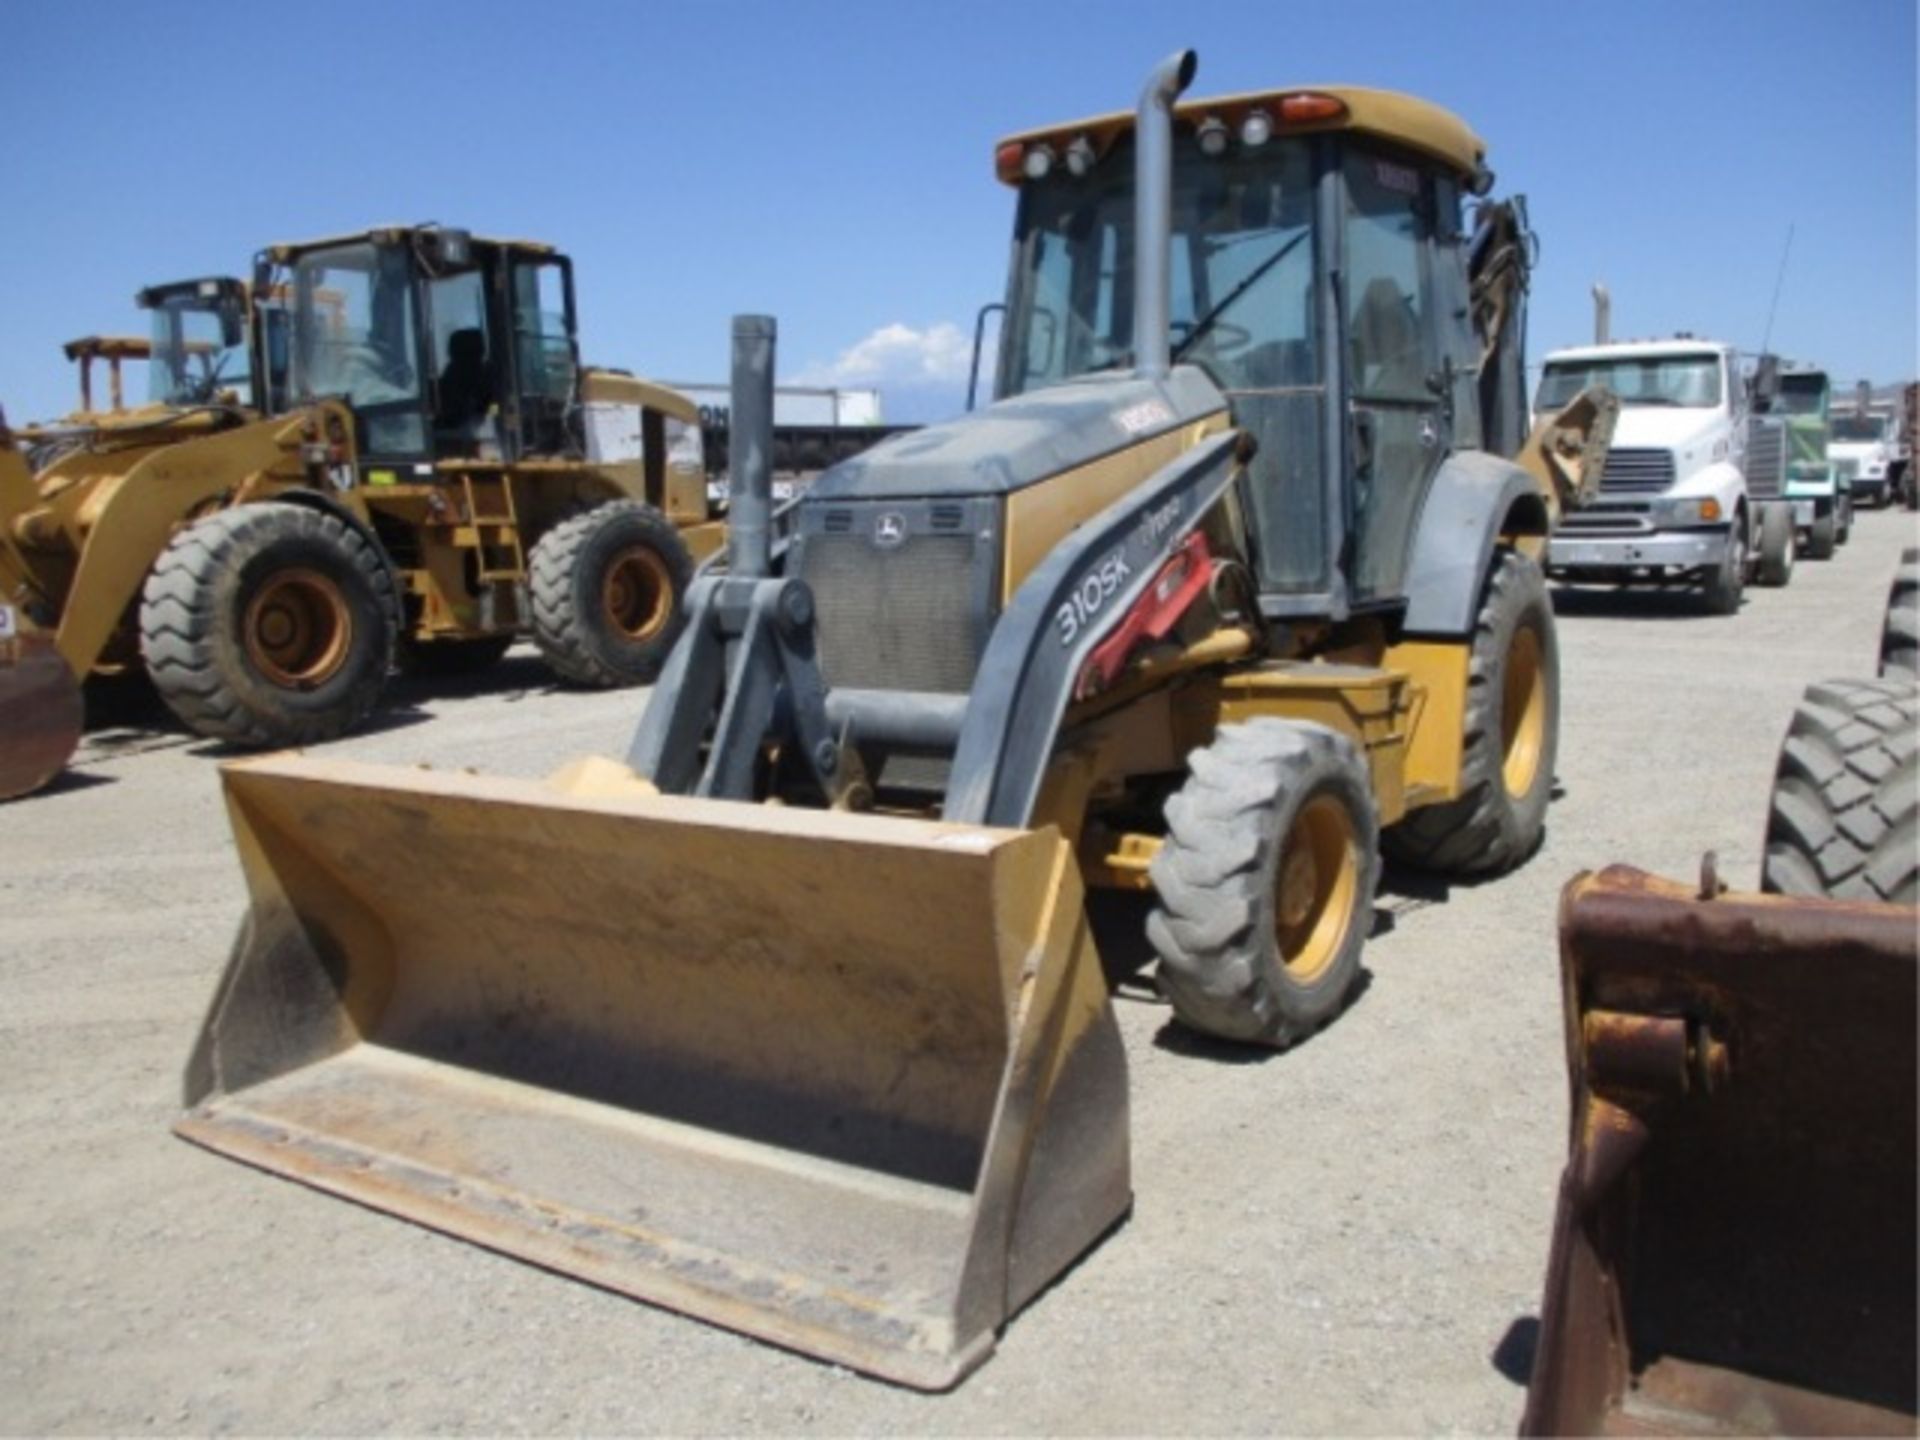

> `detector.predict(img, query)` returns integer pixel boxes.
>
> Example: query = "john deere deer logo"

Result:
[872,512,908,549]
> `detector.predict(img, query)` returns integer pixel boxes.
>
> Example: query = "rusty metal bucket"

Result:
[0,630,83,801]
[1524,866,1917,1436]
[176,755,1130,1390]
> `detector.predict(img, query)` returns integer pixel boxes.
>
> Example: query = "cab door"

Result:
[1342,148,1446,606]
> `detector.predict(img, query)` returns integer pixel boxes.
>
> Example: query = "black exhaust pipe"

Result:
[1132,49,1197,382]
[728,314,776,579]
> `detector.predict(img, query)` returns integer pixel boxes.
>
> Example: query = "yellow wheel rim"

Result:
[1274,793,1360,984]
[243,569,352,689]
[1501,625,1546,799]
[604,545,673,642]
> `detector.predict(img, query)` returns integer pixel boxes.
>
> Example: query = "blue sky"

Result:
[2,0,1912,424]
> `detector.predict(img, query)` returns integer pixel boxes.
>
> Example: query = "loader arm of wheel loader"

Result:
[1524,867,1917,1436]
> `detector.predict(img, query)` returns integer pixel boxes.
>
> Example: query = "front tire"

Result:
[1700,522,1746,615]
[1806,509,1837,560]
[1148,719,1378,1048]
[1761,678,1916,904]
[139,502,397,746]
[1383,550,1559,875]
[529,500,693,687]
[1755,504,1795,587]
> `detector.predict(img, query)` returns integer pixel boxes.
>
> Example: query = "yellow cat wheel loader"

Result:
[1524,562,1917,1436]
[177,55,1610,1388]
[0,235,716,800]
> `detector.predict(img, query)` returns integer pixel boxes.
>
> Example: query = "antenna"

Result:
[1758,224,1795,357]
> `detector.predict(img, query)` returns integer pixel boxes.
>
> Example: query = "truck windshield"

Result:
[998,136,1319,396]
[1775,376,1827,417]
[1536,355,1722,411]
[148,294,250,406]
[1829,415,1887,441]
[288,243,421,409]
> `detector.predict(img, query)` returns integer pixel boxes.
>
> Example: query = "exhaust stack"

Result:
[1591,283,1611,345]
[727,314,775,579]
[1132,49,1198,382]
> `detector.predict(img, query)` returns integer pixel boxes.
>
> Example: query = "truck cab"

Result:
[1538,338,1759,613]
[1827,389,1898,509]
[1764,364,1849,555]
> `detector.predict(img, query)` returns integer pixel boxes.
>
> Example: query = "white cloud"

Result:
[794,321,973,388]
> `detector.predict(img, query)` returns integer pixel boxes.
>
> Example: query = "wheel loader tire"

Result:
[1755,504,1795,587]
[1880,550,1918,680]
[1699,522,1746,616]
[140,502,396,746]
[1807,511,1837,560]
[529,500,692,687]
[401,634,514,677]
[1760,678,1917,905]
[1148,719,1378,1048]
[1383,550,1559,876]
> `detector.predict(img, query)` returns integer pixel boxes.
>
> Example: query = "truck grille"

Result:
[1745,418,1787,501]
[1599,448,1677,495]
[793,499,995,695]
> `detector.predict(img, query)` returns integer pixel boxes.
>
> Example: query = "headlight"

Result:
[1654,497,1723,525]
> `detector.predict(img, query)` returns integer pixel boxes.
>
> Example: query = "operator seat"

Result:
[437,328,493,431]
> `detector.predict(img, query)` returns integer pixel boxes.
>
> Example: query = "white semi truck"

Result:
[1538,337,1794,614]
[1828,383,1904,509]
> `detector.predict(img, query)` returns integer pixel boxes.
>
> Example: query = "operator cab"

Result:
[990,88,1498,620]
[137,277,254,409]
[257,226,581,465]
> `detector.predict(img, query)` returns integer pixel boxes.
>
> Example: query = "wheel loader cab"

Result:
[264,227,581,465]
[138,277,254,409]
[993,91,1489,618]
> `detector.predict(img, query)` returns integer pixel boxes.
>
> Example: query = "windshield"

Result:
[288,243,421,409]
[998,136,1318,397]
[1775,376,1828,417]
[147,293,250,406]
[1536,354,1722,411]
[1829,414,1888,441]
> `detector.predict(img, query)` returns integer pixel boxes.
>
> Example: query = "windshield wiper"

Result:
[1171,230,1309,364]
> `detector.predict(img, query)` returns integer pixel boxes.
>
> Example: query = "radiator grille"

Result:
[798,528,980,694]
[1745,418,1787,500]
[1599,447,1678,495]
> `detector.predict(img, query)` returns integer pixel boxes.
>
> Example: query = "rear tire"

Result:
[1148,719,1378,1048]
[1836,495,1853,546]
[140,502,396,746]
[1881,549,1918,680]
[529,500,692,687]
[1806,510,1837,560]
[1383,550,1559,875]
[1761,678,1916,904]
[1755,504,1795,587]
[1700,523,1746,615]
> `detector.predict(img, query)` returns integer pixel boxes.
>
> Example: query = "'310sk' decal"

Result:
[1056,550,1133,646]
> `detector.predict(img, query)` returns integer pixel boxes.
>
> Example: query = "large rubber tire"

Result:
[1881,549,1918,680]
[1383,550,1559,876]
[1760,678,1916,905]
[1699,521,1746,615]
[1806,510,1837,560]
[1835,494,1853,546]
[529,500,693,687]
[1148,719,1378,1048]
[140,502,397,746]
[1755,504,1795,587]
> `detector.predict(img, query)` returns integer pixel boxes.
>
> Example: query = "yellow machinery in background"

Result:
[177,57,1613,1387]
[0,239,715,800]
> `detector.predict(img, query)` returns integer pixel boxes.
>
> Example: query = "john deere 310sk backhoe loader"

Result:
[176,54,1609,1388]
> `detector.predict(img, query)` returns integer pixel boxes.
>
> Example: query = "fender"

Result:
[1401,451,1549,638]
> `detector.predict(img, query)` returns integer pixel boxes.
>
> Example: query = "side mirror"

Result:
[967,302,1006,411]
[421,227,473,269]
[1750,354,1780,408]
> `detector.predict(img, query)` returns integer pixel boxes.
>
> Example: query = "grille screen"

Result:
[799,532,979,694]
[1745,419,1787,500]
[1600,448,1678,495]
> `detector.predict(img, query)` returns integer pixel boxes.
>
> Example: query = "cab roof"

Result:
[995,85,1486,184]
[1543,339,1734,365]
[260,226,556,263]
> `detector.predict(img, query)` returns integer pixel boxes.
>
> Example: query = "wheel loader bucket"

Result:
[0,631,83,801]
[176,755,1129,1390]
[1524,866,1917,1436]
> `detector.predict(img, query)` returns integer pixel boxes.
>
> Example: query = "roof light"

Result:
[1023,144,1056,181]
[1276,92,1347,123]
[994,141,1024,183]
[1064,134,1096,177]
[1196,115,1229,157]
[1239,108,1273,147]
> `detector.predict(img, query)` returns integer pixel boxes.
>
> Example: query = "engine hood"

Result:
[805,365,1227,502]
[1609,406,1728,452]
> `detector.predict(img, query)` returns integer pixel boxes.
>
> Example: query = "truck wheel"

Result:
[1761,678,1916,904]
[529,500,692,687]
[140,502,397,746]
[1806,510,1837,560]
[1148,719,1378,1048]
[1383,550,1559,875]
[1699,523,1746,615]
[1881,549,1918,680]
[1755,504,1795,587]
[1836,495,1853,546]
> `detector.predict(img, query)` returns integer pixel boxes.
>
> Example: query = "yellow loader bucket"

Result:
[176,755,1129,1390]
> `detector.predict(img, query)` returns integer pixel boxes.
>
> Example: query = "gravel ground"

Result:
[2,509,1911,1436]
